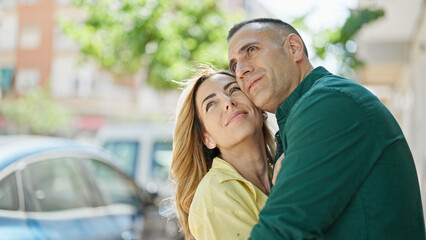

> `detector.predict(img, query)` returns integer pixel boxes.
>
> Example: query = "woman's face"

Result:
[195,73,264,150]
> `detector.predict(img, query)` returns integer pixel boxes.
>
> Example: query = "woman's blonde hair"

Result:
[170,65,276,239]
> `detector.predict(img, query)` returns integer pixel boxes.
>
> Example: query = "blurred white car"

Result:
[96,123,174,197]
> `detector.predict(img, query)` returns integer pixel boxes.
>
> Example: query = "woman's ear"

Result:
[261,110,268,120]
[286,33,304,62]
[202,133,216,149]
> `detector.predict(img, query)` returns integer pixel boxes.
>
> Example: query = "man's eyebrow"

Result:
[202,93,216,106]
[224,81,237,91]
[238,42,258,53]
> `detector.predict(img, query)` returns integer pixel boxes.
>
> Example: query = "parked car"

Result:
[0,135,181,240]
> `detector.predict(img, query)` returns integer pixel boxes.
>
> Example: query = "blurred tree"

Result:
[309,8,385,79]
[60,0,242,89]
[0,88,73,135]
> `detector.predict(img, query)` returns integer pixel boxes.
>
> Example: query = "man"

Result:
[227,18,425,240]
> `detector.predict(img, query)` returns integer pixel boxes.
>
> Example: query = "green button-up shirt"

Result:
[250,67,425,240]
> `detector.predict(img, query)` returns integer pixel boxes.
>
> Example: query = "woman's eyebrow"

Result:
[202,93,216,106]
[224,81,237,91]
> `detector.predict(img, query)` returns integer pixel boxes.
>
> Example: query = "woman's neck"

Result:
[220,135,271,196]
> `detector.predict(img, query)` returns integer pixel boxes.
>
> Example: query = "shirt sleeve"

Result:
[189,180,261,240]
[250,89,381,239]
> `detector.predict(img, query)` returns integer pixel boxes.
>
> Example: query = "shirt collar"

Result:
[275,66,332,121]
[210,157,269,200]
[210,157,246,183]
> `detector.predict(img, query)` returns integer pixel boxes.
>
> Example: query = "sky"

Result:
[258,0,358,73]
[259,0,358,31]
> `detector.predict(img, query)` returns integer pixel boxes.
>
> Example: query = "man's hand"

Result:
[272,153,284,186]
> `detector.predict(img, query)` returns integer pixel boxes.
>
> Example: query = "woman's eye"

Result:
[230,86,241,94]
[206,102,214,112]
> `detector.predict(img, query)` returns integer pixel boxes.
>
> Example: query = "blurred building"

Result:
[0,0,269,136]
[355,0,426,216]
[0,0,18,99]
[0,0,185,136]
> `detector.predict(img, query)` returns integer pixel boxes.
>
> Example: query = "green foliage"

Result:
[310,8,385,79]
[339,8,385,43]
[0,89,73,135]
[60,0,242,89]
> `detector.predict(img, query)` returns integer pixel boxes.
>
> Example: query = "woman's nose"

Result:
[224,97,236,111]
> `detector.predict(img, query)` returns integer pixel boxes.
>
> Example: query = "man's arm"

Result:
[250,89,380,239]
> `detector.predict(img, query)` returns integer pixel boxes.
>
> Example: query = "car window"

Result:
[103,141,139,177]
[151,141,173,184]
[85,159,142,210]
[0,173,19,211]
[22,158,94,212]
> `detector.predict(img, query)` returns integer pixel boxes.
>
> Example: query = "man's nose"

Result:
[235,61,252,80]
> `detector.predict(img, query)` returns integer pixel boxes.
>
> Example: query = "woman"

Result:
[170,66,276,240]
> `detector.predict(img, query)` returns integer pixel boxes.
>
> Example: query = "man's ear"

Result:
[286,33,304,62]
[202,133,216,149]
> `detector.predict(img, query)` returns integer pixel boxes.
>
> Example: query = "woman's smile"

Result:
[226,110,248,126]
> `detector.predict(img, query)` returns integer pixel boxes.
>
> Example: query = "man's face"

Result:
[228,23,300,113]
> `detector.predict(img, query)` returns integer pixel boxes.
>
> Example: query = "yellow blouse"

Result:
[188,157,268,240]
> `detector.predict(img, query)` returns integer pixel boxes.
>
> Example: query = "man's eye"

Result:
[248,46,257,54]
[230,63,236,73]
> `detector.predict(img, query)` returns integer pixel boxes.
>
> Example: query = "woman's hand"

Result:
[272,154,284,186]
